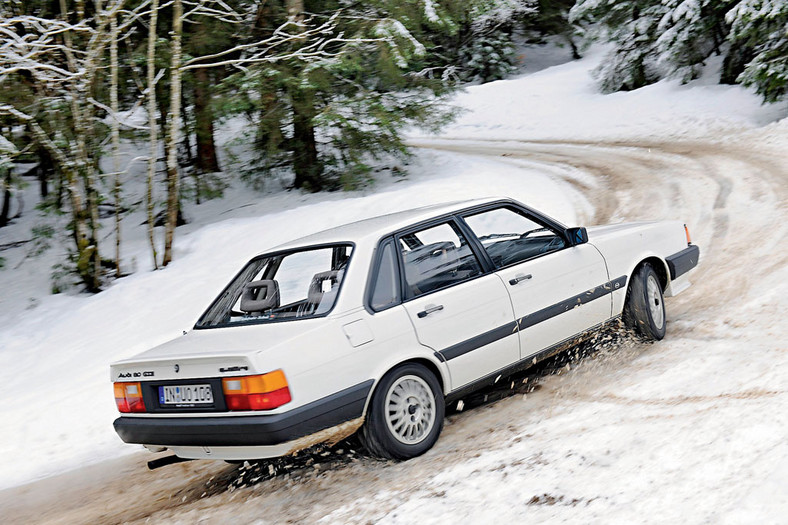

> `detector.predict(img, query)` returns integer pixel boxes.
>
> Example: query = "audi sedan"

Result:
[111,197,699,461]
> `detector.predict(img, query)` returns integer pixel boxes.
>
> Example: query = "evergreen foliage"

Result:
[656,1,737,82]
[226,0,465,192]
[529,0,581,59]
[571,0,788,104]
[458,32,518,83]
[4,0,788,294]
[570,0,667,92]
[728,0,788,102]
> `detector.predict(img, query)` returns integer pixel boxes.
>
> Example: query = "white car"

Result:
[112,198,699,461]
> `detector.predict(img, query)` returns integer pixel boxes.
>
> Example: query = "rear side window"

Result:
[195,244,353,328]
[370,241,400,311]
[399,221,482,298]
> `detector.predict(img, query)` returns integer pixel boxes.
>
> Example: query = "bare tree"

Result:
[0,0,153,289]
[110,9,122,276]
[162,0,183,266]
[146,0,161,270]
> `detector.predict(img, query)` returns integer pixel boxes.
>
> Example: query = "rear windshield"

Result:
[195,244,353,328]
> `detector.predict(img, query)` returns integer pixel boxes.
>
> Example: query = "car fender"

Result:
[360,350,451,414]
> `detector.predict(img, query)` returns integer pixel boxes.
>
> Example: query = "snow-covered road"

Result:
[3,137,786,524]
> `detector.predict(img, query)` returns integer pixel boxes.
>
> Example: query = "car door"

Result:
[461,205,612,359]
[396,219,519,389]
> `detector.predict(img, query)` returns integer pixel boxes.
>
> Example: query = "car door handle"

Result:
[417,304,444,318]
[509,274,533,285]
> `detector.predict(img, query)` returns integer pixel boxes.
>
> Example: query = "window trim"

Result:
[194,242,356,329]
[362,199,573,309]
[364,237,403,314]
[394,217,488,302]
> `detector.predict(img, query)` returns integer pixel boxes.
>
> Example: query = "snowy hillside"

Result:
[1,44,786,521]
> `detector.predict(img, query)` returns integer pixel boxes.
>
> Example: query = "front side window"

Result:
[463,207,566,268]
[196,244,353,328]
[399,222,482,298]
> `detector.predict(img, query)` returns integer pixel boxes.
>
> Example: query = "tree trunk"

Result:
[193,66,220,173]
[287,0,303,19]
[162,0,183,267]
[59,0,100,292]
[565,34,581,60]
[0,168,11,227]
[38,164,49,199]
[290,88,322,191]
[110,11,122,276]
[286,0,320,191]
[146,0,160,269]
[253,1,284,157]
[180,103,193,165]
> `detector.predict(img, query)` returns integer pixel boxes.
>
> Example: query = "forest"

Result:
[1,0,786,292]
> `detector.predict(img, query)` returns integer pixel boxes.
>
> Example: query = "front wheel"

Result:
[623,263,667,340]
[360,363,445,460]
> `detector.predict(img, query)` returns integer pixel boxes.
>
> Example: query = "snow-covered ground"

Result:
[1,43,787,523]
[422,46,786,143]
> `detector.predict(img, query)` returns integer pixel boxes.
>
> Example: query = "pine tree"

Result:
[529,0,581,59]
[727,0,788,102]
[228,0,464,191]
[570,0,667,92]
[655,0,737,82]
[0,134,16,228]
[451,0,537,83]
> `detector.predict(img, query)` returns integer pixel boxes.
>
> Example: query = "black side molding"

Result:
[435,276,626,362]
[666,245,700,280]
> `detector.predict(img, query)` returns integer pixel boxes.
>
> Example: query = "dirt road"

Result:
[3,137,786,524]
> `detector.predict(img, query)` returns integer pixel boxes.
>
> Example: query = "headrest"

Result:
[308,270,340,305]
[240,279,280,313]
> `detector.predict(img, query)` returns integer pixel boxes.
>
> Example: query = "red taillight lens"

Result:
[222,370,292,411]
[114,382,146,413]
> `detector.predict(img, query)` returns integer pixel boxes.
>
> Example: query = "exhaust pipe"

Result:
[147,454,193,470]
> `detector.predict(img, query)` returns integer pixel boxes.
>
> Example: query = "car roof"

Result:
[265,196,511,254]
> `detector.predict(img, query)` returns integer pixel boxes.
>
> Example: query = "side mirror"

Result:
[566,227,588,246]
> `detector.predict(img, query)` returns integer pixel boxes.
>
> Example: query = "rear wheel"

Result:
[360,363,444,460]
[624,263,666,340]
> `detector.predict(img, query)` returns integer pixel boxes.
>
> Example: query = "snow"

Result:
[414,45,786,143]
[421,0,440,23]
[1,39,787,525]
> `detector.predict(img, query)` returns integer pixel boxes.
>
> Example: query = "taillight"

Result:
[114,382,146,413]
[222,370,292,411]
[684,224,692,245]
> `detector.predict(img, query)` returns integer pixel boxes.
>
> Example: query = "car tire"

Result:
[360,363,445,460]
[623,263,667,341]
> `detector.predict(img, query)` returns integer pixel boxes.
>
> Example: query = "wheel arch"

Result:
[362,356,448,417]
[630,255,669,291]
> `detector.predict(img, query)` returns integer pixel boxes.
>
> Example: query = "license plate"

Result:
[158,384,214,406]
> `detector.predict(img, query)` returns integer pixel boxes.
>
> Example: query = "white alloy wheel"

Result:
[385,375,436,445]
[359,363,445,459]
[647,274,665,330]
[624,262,667,341]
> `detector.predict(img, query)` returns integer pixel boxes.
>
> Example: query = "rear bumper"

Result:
[114,380,373,447]
[666,245,700,280]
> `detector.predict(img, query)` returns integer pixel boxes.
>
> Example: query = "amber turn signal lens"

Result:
[114,382,146,413]
[222,370,291,411]
[684,224,692,245]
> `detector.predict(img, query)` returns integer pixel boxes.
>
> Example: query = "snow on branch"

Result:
[181,14,381,71]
